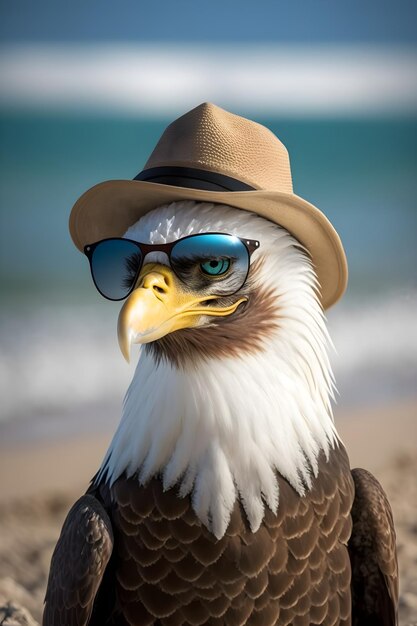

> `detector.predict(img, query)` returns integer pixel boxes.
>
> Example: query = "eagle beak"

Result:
[117,263,246,362]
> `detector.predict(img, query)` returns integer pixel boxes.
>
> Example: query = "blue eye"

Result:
[200,258,230,276]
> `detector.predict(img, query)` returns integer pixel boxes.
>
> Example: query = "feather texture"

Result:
[44,445,353,626]
[43,495,114,625]
[348,468,399,626]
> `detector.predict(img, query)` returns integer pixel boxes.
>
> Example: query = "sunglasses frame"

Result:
[84,232,260,302]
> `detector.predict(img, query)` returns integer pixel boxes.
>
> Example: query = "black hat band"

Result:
[134,166,255,192]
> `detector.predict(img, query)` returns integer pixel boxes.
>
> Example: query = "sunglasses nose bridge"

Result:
[142,250,170,266]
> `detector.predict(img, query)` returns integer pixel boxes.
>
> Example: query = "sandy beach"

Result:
[0,398,416,625]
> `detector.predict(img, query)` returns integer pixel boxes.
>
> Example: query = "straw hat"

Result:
[69,102,347,309]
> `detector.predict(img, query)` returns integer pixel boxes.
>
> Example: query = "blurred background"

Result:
[0,0,416,442]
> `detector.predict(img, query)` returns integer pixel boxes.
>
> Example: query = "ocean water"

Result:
[0,112,416,439]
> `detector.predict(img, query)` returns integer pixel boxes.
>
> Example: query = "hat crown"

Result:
[144,103,293,194]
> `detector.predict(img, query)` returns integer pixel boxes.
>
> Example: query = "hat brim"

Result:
[69,180,347,310]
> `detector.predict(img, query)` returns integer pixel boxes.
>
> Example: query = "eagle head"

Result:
[117,200,320,365]
[98,199,338,538]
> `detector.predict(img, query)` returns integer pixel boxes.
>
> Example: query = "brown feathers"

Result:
[43,495,113,626]
[49,445,355,626]
[348,468,399,626]
[43,446,399,625]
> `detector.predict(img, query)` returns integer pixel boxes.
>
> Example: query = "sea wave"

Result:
[328,289,417,408]
[0,290,416,436]
[1,44,417,116]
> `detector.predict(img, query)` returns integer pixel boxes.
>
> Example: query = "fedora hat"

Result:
[69,102,347,309]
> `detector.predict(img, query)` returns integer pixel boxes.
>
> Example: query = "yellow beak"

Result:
[117,263,246,362]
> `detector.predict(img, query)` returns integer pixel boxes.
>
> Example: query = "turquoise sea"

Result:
[1,112,416,295]
[0,111,416,437]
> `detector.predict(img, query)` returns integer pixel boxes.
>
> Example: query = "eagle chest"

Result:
[96,447,354,626]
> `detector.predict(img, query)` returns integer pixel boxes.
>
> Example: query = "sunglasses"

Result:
[84,233,260,301]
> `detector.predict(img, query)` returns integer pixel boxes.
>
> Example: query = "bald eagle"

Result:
[43,102,398,625]
[43,200,398,626]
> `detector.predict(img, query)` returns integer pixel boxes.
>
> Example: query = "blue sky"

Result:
[1,0,417,44]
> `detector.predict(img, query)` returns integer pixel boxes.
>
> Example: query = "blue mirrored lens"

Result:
[90,239,142,300]
[171,234,249,292]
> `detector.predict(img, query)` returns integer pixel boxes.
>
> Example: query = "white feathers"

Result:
[98,201,339,539]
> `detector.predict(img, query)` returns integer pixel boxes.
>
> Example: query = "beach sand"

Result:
[0,399,416,625]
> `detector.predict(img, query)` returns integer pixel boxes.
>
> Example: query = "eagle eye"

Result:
[200,258,231,276]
